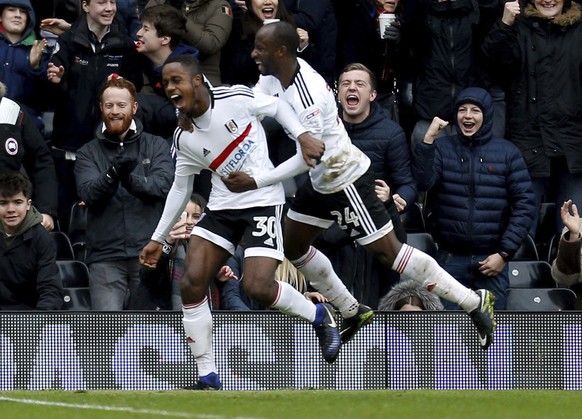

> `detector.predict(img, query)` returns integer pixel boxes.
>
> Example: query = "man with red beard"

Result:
[74,77,174,311]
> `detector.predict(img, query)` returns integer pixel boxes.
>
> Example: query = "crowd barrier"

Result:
[1,311,581,391]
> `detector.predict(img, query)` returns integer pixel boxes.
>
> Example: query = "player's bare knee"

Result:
[284,244,308,262]
[242,278,277,305]
[180,274,208,300]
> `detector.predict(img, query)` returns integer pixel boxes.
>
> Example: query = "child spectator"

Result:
[0,171,63,310]
[0,0,51,131]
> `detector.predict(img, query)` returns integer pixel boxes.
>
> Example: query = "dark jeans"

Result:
[435,250,509,310]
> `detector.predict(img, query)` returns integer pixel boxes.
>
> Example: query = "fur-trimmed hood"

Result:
[378,280,445,311]
[524,1,581,27]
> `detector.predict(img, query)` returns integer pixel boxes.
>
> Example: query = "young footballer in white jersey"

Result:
[139,55,340,390]
[222,21,497,350]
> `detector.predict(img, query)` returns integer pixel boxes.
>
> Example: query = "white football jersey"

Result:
[254,58,370,194]
[173,84,285,211]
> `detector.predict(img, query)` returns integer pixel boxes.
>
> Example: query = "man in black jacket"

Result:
[0,88,58,231]
[47,0,144,230]
[74,77,174,311]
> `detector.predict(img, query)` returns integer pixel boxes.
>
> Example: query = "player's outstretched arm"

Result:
[297,132,324,168]
[271,96,325,166]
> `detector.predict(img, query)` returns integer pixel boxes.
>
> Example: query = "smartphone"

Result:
[176,211,188,235]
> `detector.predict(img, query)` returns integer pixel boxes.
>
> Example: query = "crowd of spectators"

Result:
[1,0,581,312]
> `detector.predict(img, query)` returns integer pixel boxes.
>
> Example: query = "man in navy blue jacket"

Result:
[413,87,535,309]
[331,62,414,308]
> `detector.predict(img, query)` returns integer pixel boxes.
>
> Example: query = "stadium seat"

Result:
[56,260,91,310]
[535,202,557,250]
[512,234,539,261]
[546,233,561,264]
[400,202,426,233]
[68,201,88,262]
[50,231,75,260]
[406,232,437,257]
[508,261,557,288]
[505,288,576,311]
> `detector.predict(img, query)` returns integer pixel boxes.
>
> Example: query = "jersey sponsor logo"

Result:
[209,123,253,173]
[263,237,274,247]
[225,119,238,134]
[5,138,17,155]
[203,148,211,157]
[217,139,256,176]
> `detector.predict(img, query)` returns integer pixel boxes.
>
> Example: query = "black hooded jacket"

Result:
[482,2,582,176]
[49,13,144,151]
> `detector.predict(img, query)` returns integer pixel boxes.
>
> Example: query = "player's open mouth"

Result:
[262,7,274,19]
[170,94,184,108]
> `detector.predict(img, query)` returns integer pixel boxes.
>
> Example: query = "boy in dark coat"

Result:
[0,171,63,310]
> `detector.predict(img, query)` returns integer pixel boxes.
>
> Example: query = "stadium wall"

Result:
[1,311,581,391]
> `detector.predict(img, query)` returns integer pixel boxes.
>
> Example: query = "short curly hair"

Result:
[0,171,32,199]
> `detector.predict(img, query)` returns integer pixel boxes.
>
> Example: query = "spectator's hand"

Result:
[167,218,190,243]
[424,117,449,144]
[383,23,401,43]
[40,18,71,35]
[393,193,407,212]
[30,39,47,69]
[140,240,163,269]
[297,132,325,167]
[113,155,139,184]
[216,265,239,282]
[305,291,328,303]
[222,172,257,192]
[234,0,247,10]
[297,28,309,51]
[561,199,580,240]
[502,1,520,26]
[375,179,391,203]
[478,253,505,277]
[41,213,55,231]
[47,62,64,84]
